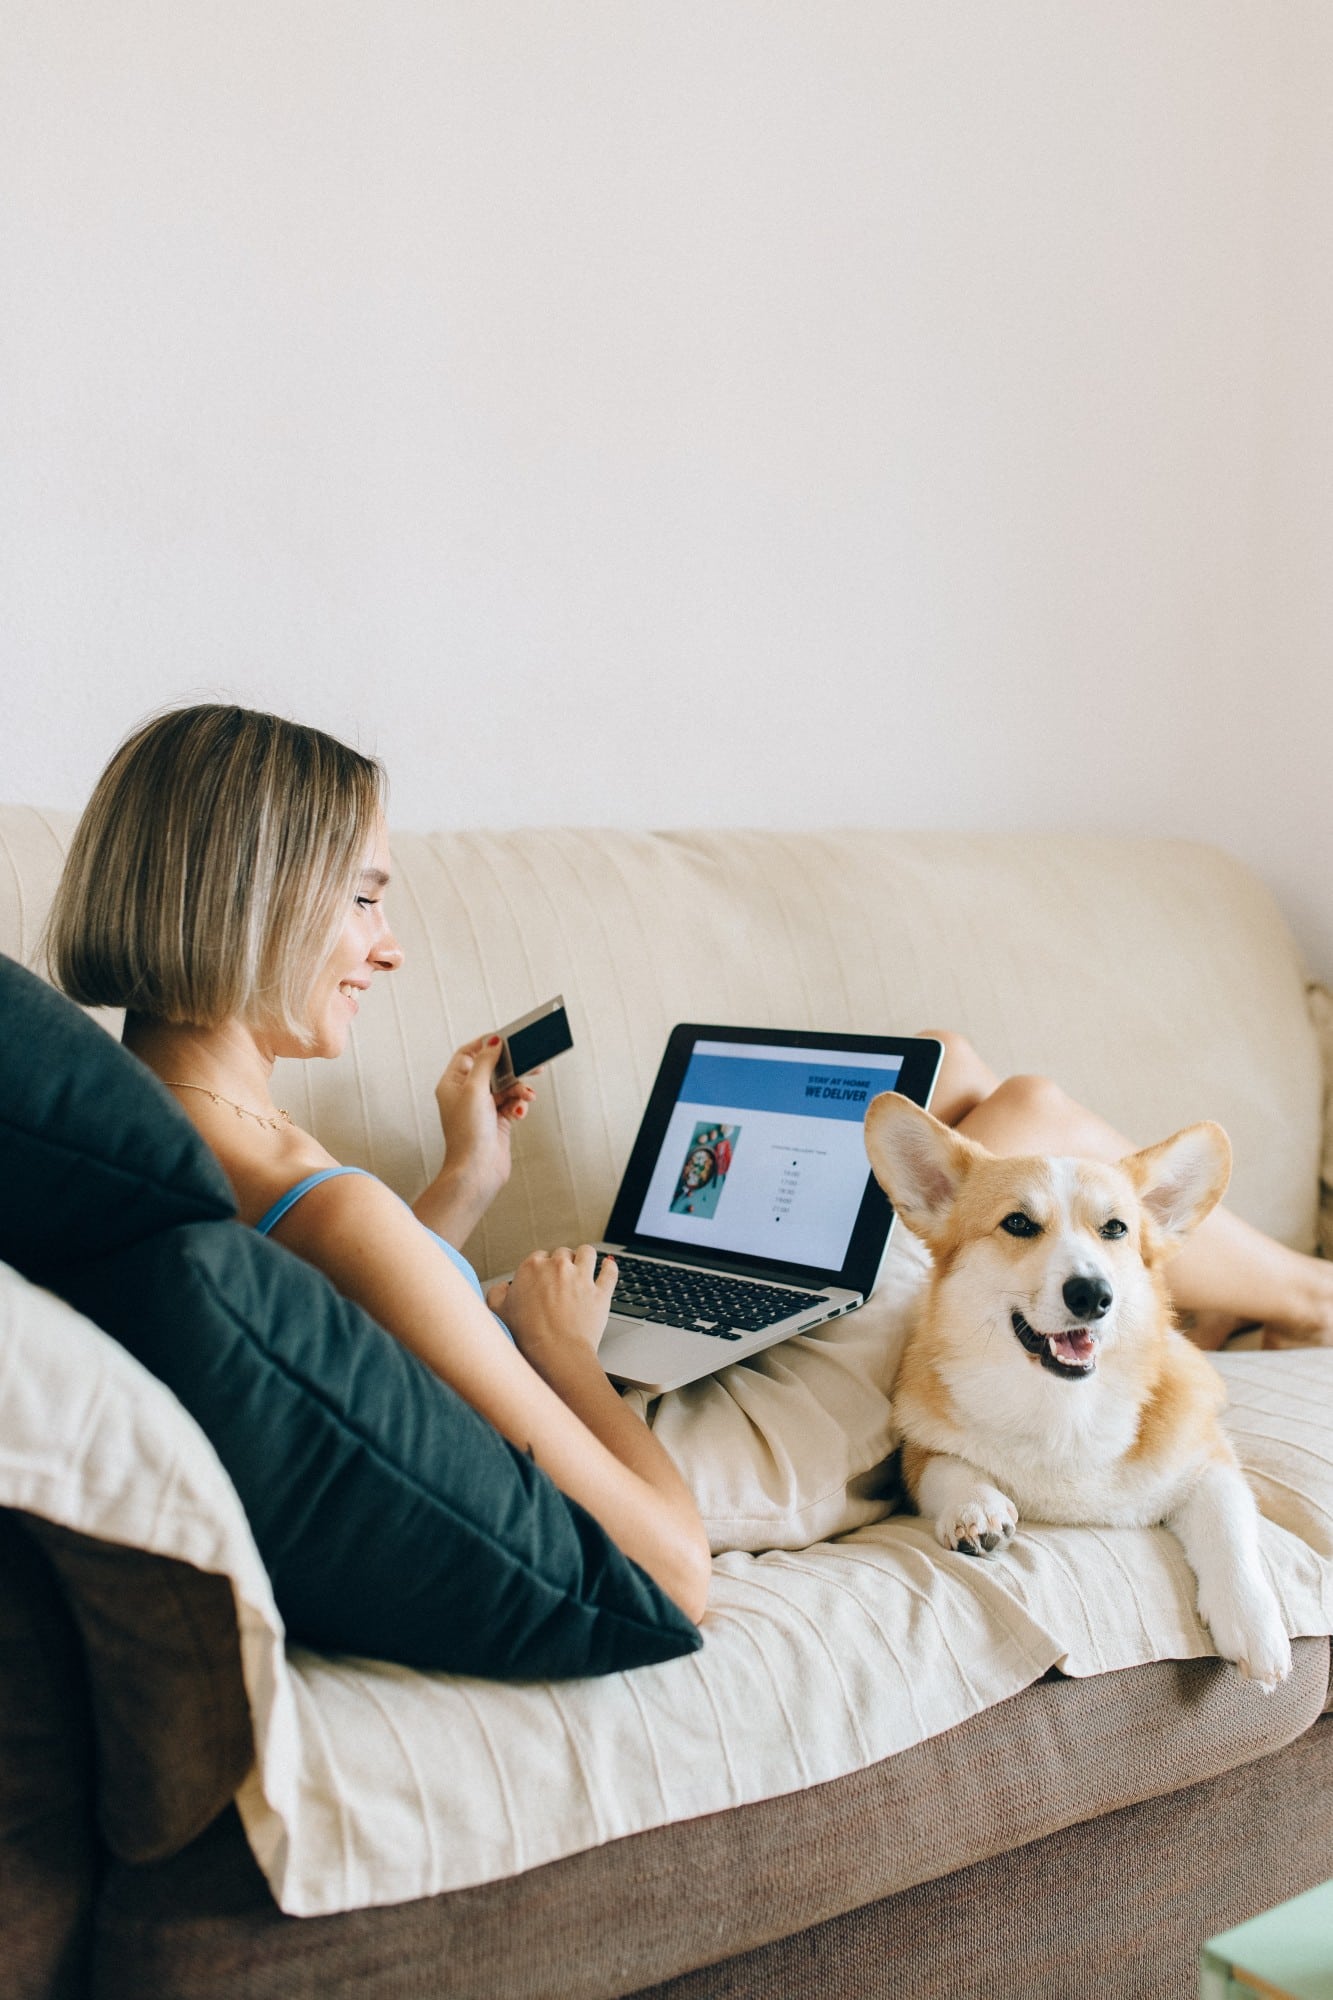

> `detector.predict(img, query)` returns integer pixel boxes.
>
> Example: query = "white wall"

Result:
[3,4,1332,972]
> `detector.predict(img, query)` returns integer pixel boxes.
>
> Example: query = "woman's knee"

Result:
[916,1028,1000,1123]
[967,1072,1091,1156]
[985,1072,1073,1125]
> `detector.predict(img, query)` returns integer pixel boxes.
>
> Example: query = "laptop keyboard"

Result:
[597,1254,828,1341]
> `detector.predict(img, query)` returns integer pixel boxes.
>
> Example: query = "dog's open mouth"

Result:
[1011,1310,1098,1378]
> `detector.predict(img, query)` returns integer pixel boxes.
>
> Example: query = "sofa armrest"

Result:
[21,1520,254,1868]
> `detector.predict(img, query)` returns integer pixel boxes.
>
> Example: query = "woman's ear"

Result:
[863,1093,986,1242]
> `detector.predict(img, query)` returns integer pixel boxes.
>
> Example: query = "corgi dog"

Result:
[863,1093,1291,1690]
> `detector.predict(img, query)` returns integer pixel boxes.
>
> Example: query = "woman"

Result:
[46,705,712,1625]
[46,708,1333,1604]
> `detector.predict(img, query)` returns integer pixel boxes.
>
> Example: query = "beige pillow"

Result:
[622,1232,930,1554]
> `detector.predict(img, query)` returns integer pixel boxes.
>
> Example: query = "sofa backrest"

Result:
[2,807,1320,1276]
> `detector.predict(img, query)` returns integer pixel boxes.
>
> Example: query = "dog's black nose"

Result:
[1063,1273,1112,1321]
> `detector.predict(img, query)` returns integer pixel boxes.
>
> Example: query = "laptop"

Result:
[593,1024,942,1392]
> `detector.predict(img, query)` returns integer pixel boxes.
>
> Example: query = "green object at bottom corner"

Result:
[1200,1879,1333,2000]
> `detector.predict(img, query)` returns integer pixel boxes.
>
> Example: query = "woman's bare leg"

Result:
[920,1031,1333,1349]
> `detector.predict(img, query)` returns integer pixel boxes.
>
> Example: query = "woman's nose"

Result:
[373,930,404,973]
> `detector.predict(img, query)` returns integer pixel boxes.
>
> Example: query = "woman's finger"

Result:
[463,1035,504,1083]
[485,1280,510,1311]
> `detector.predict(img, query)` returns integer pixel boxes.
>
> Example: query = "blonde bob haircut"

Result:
[47,705,385,1039]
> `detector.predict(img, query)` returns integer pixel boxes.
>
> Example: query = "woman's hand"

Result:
[414,1036,537,1246]
[486,1245,618,1365]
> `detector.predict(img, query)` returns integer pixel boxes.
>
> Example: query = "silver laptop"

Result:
[593,1025,942,1393]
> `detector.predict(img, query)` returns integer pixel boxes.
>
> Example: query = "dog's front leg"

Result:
[911,1450,1018,1559]
[1165,1461,1291,1690]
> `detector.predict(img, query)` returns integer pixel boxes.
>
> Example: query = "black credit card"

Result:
[493,994,574,1091]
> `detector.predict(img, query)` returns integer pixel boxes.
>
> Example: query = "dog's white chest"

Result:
[917,1356,1172,1527]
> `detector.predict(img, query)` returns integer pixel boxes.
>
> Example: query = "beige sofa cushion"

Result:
[279,826,1322,1273]
[1,810,1320,1264]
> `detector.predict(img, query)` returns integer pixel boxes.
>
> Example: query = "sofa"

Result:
[3,805,1333,2000]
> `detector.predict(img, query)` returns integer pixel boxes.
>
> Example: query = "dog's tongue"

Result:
[1051,1329,1095,1366]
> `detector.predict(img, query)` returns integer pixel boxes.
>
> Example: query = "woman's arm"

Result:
[412,1035,534,1248]
[485,1244,708,1572]
[270,1174,711,1625]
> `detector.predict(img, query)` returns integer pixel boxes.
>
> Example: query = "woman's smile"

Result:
[309,823,401,1053]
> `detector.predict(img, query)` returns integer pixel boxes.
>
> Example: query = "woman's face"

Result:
[300,817,402,1059]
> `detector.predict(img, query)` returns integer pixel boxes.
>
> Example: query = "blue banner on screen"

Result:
[634,1041,903,1271]
[678,1053,896,1123]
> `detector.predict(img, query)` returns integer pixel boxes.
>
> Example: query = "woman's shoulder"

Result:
[258,1160,487,1318]
[253,1156,420,1246]
[252,1163,387,1235]
[226,1128,344,1228]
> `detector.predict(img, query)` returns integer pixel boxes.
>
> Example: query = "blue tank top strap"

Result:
[253,1164,510,1339]
[253,1165,375,1237]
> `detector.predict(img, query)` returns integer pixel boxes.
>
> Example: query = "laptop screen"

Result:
[631,1038,905,1274]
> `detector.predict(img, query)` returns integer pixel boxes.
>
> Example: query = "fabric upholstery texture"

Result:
[0,811,1320,1267]
[85,1661,1331,2000]
[238,1349,1333,1915]
[4,1254,1332,1920]
[0,1511,98,2000]
[273,825,1323,1272]
[632,1715,1333,2000]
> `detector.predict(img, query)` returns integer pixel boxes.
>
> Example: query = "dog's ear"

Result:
[864,1093,986,1242]
[1119,1121,1232,1243]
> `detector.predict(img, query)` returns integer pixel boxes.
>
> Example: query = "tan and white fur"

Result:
[864,1093,1291,1689]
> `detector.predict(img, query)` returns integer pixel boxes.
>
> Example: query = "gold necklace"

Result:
[164,1081,292,1134]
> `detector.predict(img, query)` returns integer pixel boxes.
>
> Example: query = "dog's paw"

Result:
[936,1487,1018,1559]
[1199,1584,1292,1692]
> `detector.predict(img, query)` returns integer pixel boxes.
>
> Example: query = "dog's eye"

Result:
[1099,1218,1128,1239]
[1000,1212,1041,1238]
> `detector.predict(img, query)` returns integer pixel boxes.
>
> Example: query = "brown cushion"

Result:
[0,1511,99,2000]
[21,1518,253,1867]
[635,1710,1333,2000]
[90,1639,1330,2000]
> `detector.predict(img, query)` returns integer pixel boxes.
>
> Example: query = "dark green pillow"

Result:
[0,954,234,1270]
[2,954,700,1676]
[57,1225,698,1675]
